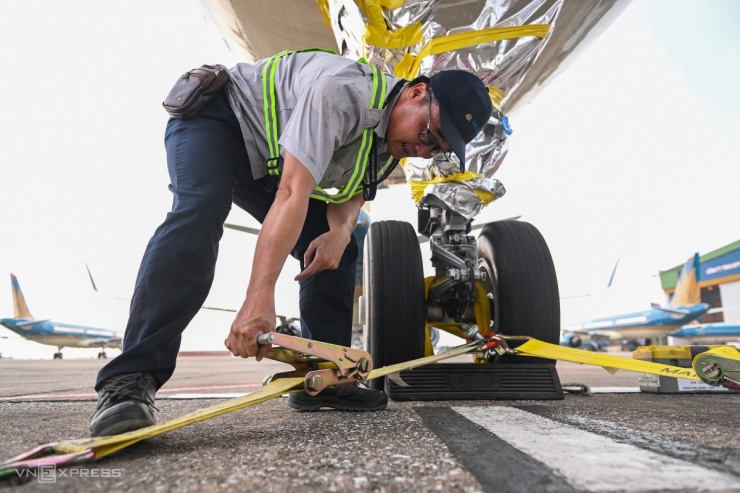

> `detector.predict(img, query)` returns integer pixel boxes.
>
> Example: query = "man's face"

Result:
[386,83,452,160]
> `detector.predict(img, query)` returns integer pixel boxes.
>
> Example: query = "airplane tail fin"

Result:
[10,274,33,319]
[670,253,701,307]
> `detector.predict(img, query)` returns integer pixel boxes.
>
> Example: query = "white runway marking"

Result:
[589,386,640,393]
[454,406,740,492]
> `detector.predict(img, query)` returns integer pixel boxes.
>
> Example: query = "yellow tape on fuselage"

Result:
[394,24,551,81]
[409,171,488,204]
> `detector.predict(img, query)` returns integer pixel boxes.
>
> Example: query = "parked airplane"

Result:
[561,253,712,348]
[668,322,740,346]
[0,274,122,359]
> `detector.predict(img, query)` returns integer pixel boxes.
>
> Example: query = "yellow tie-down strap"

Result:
[61,344,473,459]
[0,341,484,476]
[4,337,720,477]
[515,339,701,381]
[368,341,480,380]
[55,377,306,460]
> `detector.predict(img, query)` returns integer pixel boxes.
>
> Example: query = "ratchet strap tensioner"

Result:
[693,346,740,390]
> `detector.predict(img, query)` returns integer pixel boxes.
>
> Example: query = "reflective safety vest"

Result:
[261,49,397,203]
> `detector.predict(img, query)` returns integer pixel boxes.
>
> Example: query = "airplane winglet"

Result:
[224,223,261,236]
[85,263,98,292]
[607,258,620,288]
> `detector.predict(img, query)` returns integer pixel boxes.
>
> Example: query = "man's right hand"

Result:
[224,296,274,361]
[225,151,315,361]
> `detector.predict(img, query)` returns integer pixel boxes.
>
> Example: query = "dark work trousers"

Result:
[96,90,357,391]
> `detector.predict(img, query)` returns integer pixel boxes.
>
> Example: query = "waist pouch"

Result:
[162,64,230,119]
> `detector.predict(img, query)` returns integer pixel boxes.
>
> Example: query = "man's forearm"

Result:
[246,152,316,298]
[326,194,365,239]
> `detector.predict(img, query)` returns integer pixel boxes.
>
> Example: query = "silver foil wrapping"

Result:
[327,0,562,217]
[408,158,507,220]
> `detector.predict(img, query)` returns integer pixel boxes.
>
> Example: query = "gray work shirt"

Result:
[225,51,404,190]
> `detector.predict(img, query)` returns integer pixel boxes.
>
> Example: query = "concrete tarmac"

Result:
[1,352,738,492]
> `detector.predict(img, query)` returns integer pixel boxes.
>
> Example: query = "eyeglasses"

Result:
[418,91,452,162]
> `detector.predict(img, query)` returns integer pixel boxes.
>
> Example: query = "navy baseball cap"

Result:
[430,71,492,171]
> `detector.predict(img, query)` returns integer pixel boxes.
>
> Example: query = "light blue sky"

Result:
[648,0,740,122]
[0,1,738,358]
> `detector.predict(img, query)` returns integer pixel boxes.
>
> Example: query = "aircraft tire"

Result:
[477,220,560,365]
[365,220,426,390]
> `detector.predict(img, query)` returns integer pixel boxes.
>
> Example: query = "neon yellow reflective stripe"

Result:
[267,56,281,174]
[262,55,277,160]
[369,63,384,109]
[378,155,395,177]
[311,63,387,203]
[310,128,373,203]
[263,55,386,203]
[263,51,292,175]
[263,49,337,179]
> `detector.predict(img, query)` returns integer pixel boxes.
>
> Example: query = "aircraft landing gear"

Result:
[97,351,108,359]
[364,201,562,396]
[53,352,63,360]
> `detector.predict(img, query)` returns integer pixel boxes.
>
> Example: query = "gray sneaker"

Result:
[89,372,157,437]
[287,383,388,412]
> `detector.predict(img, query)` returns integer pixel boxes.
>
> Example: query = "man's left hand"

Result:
[295,230,350,281]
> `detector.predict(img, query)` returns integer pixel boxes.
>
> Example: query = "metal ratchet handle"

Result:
[257,333,272,346]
